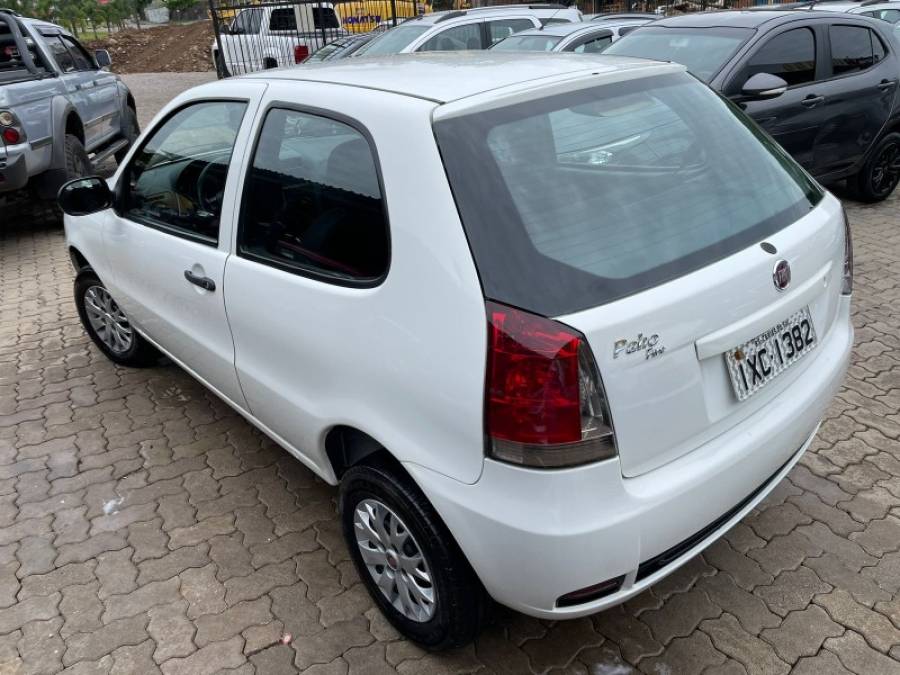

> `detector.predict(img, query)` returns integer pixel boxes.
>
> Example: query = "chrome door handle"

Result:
[801,95,824,108]
[878,79,897,91]
[184,270,216,291]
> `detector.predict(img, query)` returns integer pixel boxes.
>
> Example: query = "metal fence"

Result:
[209,0,788,77]
[209,0,427,76]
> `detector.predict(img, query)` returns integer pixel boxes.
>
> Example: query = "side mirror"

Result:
[58,176,113,216]
[741,72,788,100]
[94,49,112,68]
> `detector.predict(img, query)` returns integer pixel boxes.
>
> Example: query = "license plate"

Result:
[725,307,817,401]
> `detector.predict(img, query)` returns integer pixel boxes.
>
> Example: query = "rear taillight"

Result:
[485,301,616,468]
[294,45,309,63]
[841,206,853,296]
[0,110,24,145]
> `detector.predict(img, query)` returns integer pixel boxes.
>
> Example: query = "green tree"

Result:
[57,0,85,35]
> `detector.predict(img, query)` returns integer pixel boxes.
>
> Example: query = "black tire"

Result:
[340,459,488,650]
[64,134,92,182]
[115,107,140,164]
[849,132,900,203]
[74,271,160,367]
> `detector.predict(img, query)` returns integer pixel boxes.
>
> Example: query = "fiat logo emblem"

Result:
[773,259,791,291]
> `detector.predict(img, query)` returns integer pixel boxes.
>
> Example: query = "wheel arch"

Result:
[68,245,92,273]
[325,425,412,483]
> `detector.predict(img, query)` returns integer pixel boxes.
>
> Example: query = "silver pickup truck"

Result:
[0,10,139,209]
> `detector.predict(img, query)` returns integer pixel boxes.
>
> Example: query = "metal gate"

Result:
[209,0,425,76]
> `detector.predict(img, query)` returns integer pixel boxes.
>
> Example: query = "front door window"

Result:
[119,101,247,244]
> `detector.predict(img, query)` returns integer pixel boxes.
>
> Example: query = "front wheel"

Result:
[340,460,488,649]
[849,132,900,203]
[74,271,159,367]
[115,107,140,164]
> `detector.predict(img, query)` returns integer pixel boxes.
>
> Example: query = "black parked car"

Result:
[606,10,900,201]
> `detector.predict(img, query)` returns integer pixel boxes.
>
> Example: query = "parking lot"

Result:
[1,72,900,674]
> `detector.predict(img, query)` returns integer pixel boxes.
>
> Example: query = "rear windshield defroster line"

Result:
[434,72,823,317]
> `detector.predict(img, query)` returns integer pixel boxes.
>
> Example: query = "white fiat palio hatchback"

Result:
[59,53,853,648]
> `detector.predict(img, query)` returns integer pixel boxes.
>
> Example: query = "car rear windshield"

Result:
[354,25,429,55]
[604,26,752,81]
[492,34,563,51]
[434,72,823,317]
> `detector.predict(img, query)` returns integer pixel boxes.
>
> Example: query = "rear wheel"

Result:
[849,132,900,203]
[64,134,92,182]
[74,271,159,367]
[340,459,488,649]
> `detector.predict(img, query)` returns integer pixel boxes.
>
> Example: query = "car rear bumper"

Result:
[406,296,852,618]
[0,149,28,193]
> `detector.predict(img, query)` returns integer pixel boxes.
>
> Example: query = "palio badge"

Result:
[613,333,666,360]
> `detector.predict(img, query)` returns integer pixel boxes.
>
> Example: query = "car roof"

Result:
[510,22,612,37]
[649,8,864,27]
[849,1,900,8]
[244,52,680,104]
[808,1,862,10]
[17,16,63,31]
[591,13,657,20]
[400,4,577,25]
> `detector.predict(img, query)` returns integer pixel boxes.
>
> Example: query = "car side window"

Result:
[120,101,247,245]
[419,22,483,51]
[232,9,263,34]
[744,27,816,87]
[239,108,389,283]
[872,29,887,63]
[830,25,882,75]
[60,35,94,70]
[571,35,612,53]
[269,8,296,31]
[43,35,76,73]
[878,9,900,22]
[487,19,534,46]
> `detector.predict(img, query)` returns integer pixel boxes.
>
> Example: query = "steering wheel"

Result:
[196,157,229,214]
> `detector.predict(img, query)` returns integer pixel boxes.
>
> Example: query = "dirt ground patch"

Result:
[86,21,215,73]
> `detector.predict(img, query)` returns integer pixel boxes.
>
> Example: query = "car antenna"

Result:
[538,1,568,30]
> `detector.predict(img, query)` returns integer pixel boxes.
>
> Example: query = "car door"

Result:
[223,100,391,470]
[59,33,121,149]
[102,84,266,408]
[726,25,825,172]
[222,8,265,75]
[810,23,896,175]
[39,31,96,140]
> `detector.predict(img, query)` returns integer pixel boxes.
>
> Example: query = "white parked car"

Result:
[59,52,853,648]
[211,3,343,77]
[352,3,581,56]
[848,1,900,22]
[490,19,646,52]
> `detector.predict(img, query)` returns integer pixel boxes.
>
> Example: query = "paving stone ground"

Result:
[1,74,900,674]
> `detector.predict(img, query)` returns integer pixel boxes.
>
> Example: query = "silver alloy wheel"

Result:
[353,498,436,622]
[83,285,134,355]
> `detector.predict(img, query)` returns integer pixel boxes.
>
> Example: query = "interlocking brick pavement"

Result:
[2,74,900,672]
